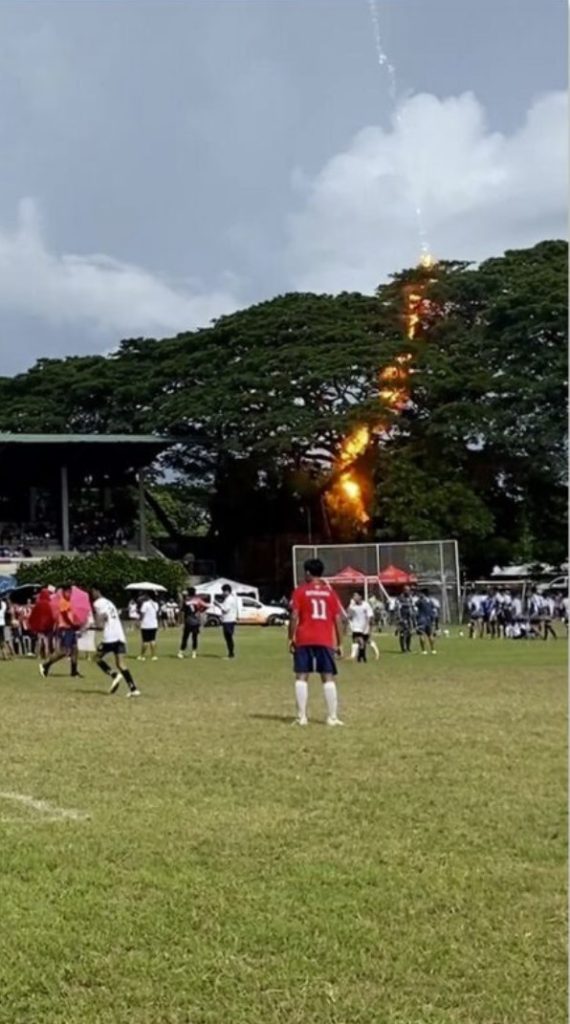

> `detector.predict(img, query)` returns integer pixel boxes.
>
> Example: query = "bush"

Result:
[16,550,188,609]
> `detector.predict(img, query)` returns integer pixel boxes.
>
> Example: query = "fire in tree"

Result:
[325,254,436,530]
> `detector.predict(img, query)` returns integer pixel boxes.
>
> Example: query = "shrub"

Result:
[16,550,187,608]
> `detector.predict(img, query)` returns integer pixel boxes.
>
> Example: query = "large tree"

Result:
[372,240,568,572]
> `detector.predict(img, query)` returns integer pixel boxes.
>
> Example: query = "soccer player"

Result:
[90,586,140,697]
[397,586,415,653]
[39,584,81,678]
[416,588,437,654]
[347,592,379,662]
[289,558,345,726]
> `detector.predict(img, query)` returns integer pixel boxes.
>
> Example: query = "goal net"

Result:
[292,540,461,623]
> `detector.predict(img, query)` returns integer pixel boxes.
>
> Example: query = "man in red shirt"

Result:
[289,558,345,726]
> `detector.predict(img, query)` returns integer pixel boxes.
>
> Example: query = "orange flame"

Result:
[326,256,435,527]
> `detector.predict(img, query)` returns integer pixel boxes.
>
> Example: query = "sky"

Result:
[0,0,567,374]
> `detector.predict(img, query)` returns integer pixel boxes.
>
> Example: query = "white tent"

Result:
[195,577,259,602]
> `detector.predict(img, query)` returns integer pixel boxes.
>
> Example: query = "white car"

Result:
[538,575,568,594]
[204,595,288,627]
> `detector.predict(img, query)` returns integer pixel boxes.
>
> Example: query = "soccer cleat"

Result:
[39,663,48,678]
[151,656,158,662]
[191,651,197,659]
[421,650,428,655]
[431,650,437,655]
[177,651,184,659]
[292,716,308,726]
[127,689,141,698]
[109,674,122,694]
[326,717,345,727]
[137,656,145,662]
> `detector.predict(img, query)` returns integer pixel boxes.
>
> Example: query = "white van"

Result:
[201,593,288,627]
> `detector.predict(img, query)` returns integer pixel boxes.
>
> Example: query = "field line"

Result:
[0,791,89,821]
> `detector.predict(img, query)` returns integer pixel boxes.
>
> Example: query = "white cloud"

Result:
[287,90,568,293]
[0,199,240,337]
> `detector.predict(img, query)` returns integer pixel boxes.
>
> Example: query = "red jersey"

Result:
[291,581,343,648]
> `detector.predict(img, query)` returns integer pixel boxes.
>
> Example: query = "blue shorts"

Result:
[293,645,337,676]
[417,621,433,636]
[57,628,77,652]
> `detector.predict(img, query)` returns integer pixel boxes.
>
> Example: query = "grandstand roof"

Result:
[0,433,171,476]
[0,433,167,445]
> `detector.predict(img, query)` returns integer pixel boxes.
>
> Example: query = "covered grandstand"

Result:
[0,433,171,558]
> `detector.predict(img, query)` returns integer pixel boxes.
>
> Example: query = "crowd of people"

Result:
[466,586,567,640]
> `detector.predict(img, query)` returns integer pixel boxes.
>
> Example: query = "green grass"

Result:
[0,627,566,1024]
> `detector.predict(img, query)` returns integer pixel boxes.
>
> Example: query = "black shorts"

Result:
[0,626,4,643]
[141,628,157,643]
[351,632,368,643]
[98,641,127,656]
[293,645,337,676]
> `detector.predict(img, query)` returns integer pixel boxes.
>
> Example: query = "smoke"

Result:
[287,90,567,294]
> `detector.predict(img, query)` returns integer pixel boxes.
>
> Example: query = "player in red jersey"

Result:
[288,558,345,726]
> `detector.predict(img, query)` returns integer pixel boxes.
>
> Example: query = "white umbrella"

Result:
[125,581,167,592]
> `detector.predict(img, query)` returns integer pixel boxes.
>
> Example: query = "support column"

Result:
[60,465,70,552]
[439,541,448,624]
[138,471,147,554]
[29,486,38,524]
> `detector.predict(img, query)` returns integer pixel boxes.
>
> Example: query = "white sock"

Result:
[350,643,359,660]
[295,680,308,718]
[323,681,338,719]
[370,640,379,658]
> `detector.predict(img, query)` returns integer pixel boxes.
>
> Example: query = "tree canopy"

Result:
[0,240,566,576]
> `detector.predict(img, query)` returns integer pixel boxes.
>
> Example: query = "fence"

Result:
[292,540,461,623]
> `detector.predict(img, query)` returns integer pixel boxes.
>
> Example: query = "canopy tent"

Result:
[324,566,367,584]
[378,564,417,585]
[324,565,391,604]
[196,577,259,602]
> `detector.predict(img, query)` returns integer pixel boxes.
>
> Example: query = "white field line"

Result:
[0,791,89,822]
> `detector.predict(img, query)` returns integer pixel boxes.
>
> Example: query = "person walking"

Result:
[39,584,81,678]
[219,584,238,659]
[138,593,159,661]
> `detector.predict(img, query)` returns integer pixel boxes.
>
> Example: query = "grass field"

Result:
[0,626,566,1024]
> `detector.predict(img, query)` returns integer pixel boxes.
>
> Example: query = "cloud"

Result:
[0,199,240,338]
[287,90,568,292]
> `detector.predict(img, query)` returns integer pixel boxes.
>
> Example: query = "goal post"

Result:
[292,540,461,623]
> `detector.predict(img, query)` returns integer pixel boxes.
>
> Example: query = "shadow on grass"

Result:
[169,653,224,660]
[248,713,326,726]
[70,689,108,696]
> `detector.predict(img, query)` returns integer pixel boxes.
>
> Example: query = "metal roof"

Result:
[0,433,170,445]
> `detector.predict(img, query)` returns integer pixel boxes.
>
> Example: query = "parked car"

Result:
[538,575,568,593]
[203,595,289,627]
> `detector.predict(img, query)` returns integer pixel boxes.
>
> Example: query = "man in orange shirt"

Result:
[39,584,81,679]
